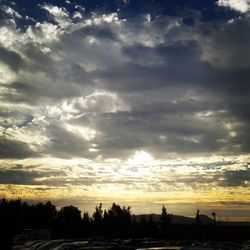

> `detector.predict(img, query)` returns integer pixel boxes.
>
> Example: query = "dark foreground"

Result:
[1,199,249,249]
[12,238,250,250]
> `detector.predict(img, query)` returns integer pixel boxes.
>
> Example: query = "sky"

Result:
[0,0,249,221]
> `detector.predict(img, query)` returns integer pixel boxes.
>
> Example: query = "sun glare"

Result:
[128,150,154,165]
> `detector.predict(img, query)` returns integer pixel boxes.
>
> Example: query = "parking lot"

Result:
[12,238,250,250]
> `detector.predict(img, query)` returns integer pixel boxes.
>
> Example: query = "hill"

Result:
[133,214,250,225]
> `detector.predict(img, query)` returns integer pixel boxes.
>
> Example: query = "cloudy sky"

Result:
[0,0,250,220]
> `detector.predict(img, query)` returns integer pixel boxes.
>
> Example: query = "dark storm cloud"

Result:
[6,80,81,105]
[43,122,97,159]
[0,169,41,185]
[221,168,250,187]
[0,46,24,71]
[229,123,250,153]
[0,166,94,186]
[227,99,250,122]
[92,40,205,92]
[70,25,118,41]
[88,105,228,158]
[197,17,250,69]
[20,43,57,75]
[61,63,92,87]
[99,37,250,95]
[0,138,39,159]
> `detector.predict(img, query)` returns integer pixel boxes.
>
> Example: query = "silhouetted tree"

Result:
[211,212,216,225]
[211,212,217,240]
[31,201,57,228]
[92,203,103,235]
[82,212,91,236]
[83,212,90,224]
[195,209,202,240]
[55,205,82,238]
[195,209,201,226]
[93,203,103,223]
[103,203,131,237]
[160,205,171,238]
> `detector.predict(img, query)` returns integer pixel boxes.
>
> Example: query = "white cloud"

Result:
[0,25,21,48]
[0,22,60,53]
[3,6,22,19]
[47,91,130,121]
[64,123,97,140]
[102,13,119,23]
[0,116,49,151]
[85,12,120,26]
[72,11,82,19]
[78,91,129,113]
[26,22,61,43]
[42,4,72,28]
[217,0,250,12]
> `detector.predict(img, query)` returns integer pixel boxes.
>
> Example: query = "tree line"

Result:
[0,198,171,242]
[1,198,248,249]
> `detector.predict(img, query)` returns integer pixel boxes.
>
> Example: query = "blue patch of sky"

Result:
[0,0,241,31]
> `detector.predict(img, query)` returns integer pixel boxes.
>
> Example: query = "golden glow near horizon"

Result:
[0,153,249,220]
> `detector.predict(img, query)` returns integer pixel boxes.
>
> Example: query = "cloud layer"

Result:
[0,0,249,218]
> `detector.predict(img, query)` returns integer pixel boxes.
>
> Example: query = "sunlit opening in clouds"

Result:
[128,150,154,165]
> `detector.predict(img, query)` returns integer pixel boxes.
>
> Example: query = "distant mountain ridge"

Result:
[134,214,250,225]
